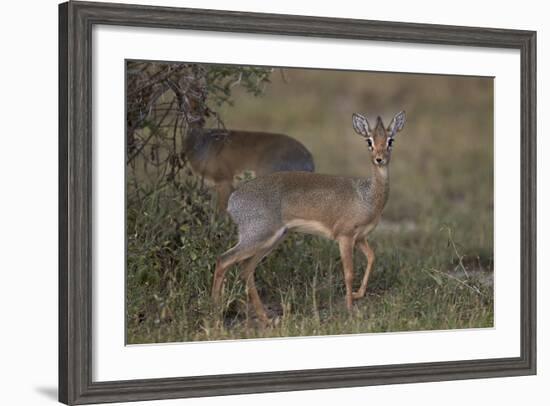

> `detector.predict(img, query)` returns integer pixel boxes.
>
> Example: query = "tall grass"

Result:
[127,179,493,344]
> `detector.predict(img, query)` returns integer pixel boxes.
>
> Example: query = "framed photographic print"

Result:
[59,1,536,404]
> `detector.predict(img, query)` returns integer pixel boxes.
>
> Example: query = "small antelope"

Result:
[184,128,315,211]
[212,111,406,323]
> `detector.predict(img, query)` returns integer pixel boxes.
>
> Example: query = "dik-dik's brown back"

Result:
[184,128,315,211]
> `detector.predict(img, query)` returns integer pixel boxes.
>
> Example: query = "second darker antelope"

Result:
[212,111,407,323]
[185,128,315,211]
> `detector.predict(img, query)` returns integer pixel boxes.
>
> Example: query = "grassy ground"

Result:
[126,67,494,344]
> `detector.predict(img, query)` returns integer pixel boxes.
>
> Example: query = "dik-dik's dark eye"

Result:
[387,138,394,148]
[366,138,373,149]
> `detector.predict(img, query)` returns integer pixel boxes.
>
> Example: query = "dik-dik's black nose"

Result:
[375,158,383,164]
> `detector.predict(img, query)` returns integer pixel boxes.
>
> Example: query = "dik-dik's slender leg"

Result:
[212,227,286,313]
[214,181,234,212]
[352,239,375,300]
[238,232,286,324]
[338,237,355,311]
[239,253,270,324]
[212,243,257,303]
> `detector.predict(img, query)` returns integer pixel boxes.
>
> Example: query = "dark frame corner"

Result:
[59,1,536,404]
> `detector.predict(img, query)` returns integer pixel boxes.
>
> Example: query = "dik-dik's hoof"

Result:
[351,290,367,300]
[268,315,281,327]
[252,307,281,328]
[254,315,280,328]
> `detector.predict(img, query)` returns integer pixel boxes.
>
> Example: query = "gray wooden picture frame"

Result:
[58,1,537,404]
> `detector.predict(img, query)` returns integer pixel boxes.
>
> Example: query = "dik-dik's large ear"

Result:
[352,113,371,138]
[388,110,406,137]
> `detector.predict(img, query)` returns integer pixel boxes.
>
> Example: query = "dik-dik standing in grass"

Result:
[185,128,315,211]
[212,111,407,323]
